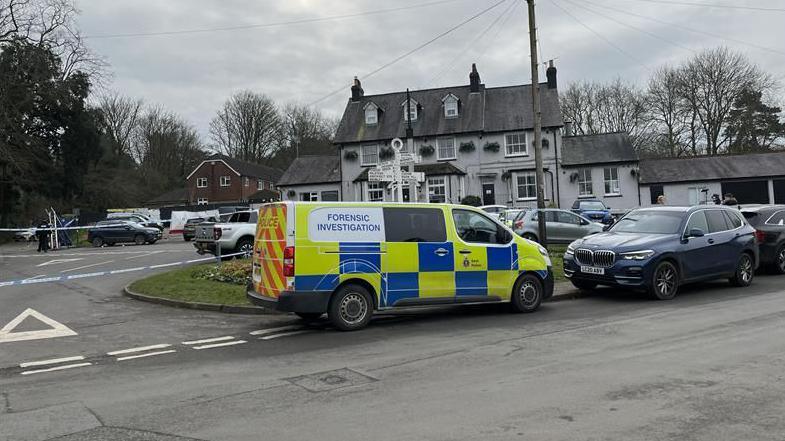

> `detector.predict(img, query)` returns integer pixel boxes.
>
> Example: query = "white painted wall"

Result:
[279,183,341,202]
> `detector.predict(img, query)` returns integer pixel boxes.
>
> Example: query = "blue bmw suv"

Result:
[563,206,758,299]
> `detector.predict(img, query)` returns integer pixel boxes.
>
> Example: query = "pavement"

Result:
[1,238,785,440]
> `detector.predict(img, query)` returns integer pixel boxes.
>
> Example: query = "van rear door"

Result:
[252,203,292,298]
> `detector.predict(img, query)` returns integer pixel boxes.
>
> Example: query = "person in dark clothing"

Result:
[711,194,722,205]
[36,219,50,253]
[722,193,738,206]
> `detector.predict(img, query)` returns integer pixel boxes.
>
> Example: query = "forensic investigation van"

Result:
[247,202,554,331]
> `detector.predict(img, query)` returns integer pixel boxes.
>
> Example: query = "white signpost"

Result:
[368,138,423,202]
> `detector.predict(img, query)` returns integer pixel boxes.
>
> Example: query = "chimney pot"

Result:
[469,63,481,93]
[546,60,557,89]
[564,121,574,137]
[351,76,364,102]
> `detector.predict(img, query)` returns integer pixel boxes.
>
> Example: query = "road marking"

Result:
[20,362,92,376]
[107,344,172,356]
[116,350,177,361]
[149,262,183,269]
[192,340,247,350]
[61,260,114,273]
[19,355,85,368]
[0,250,187,259]
[36,258,84,267]
[124,251,163,260]
[249,325,304,336]
[182,336,235,345]
[0,308,78,343]
[108,267,145,274]
[23,275,47,281]
[259,330,310,340]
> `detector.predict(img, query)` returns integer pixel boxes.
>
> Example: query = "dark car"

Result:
[106,213,165,231]
[182,217,216,242]
[571,199,613,224]
[88,221,161,247]
[563,206,758,299]
[740,205,785,274]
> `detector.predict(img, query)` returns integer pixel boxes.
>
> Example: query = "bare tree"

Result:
[647,66,691,157]
[97,92,143,158]
[282,103,338,155]
[676,47,773,155]
[209,91,282,163]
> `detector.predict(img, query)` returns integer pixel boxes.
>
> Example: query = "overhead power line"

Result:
[604,0,785,12]
[84,0,471,39]
[308,0,509,107]
[584,0,785,57]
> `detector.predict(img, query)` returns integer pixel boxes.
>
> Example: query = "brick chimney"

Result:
[469,63,481,93]
[351,76,364,102]
[546,60,557,89]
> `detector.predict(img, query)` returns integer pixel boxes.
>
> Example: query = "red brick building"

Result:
[186,154,283,205]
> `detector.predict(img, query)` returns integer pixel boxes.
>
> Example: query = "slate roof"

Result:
[247,189,281,203]
[204,154,283,182]
[334,83,563,144]
[277,155,341,186]
[639,151,785,184]
[561,133,638,166]
[353,162,466,182]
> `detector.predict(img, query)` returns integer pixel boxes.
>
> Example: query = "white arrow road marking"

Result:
[36,258,83,267]
[0,308,78,343]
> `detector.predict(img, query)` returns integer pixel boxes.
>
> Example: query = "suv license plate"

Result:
[580,266,604,275]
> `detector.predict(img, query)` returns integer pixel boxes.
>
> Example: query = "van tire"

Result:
[328,284,373,331]
[510,274,543,313]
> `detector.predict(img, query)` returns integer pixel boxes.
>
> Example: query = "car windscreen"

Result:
[580,202,606,211]
[611,210,684,234]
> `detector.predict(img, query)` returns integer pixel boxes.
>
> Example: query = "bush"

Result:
[459,141,476,153]
[460,195,482,206]
[483,141,500,153]
[419,145,435,157]
[192,258,251,285]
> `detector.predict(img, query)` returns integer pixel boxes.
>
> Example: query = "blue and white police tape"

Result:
[0,251,248,287]
[0,219,173,233]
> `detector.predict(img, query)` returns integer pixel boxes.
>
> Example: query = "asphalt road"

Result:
[2,238,785,440]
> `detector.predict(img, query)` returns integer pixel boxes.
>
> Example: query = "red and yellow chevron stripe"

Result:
[254,204,287,298]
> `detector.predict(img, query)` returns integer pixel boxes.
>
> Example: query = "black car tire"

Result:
[773,244,785,275]
[571,280,597,291]
[511,274,543,313]
[134,234,145,246]
[148,239,158,245]
[729,253,754,287]
[92,237,104,247]
[236,238,254,259]
[328,284,373,331]
[649,261,679,300]
[296,312,323,321]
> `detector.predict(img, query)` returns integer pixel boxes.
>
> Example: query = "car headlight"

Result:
[566,241,579,256]
[620,250,655,260]
[537,244,548,257]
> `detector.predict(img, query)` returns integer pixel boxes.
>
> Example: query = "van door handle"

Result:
[459,250,472,255]
[707,238,715,244]
[434,248,449,257]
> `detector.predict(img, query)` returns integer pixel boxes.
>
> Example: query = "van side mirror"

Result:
[688,228,705,238]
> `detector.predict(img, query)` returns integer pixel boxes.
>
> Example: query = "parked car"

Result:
[563,206,758,299]
[740,205,785,274]
[88,221,162,247]
[182,217,217,242]
[106,213,165,231]
[13,228,36,242]
[513,209,603,243]
[194,211,258,257]
[479,205,508,219]
[571,199,614,225]
[498,209,523,228]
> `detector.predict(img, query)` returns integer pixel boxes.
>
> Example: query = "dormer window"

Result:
[363,102,379,125]
[442,94,459,118]
[401,98,418,122]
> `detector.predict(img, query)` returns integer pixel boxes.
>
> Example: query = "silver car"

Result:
[513,208,604,243]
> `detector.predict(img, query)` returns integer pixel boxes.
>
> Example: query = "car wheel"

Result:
[511,274,543,313]
[295,312,323,322]
[328,284,373,331]
[649,261,679,300]
[236,238,254,258]
[571,280,597,291]
[134,234,145,246]
[92,237,103,247]
[773,244,785,275]
[730,253,754,287]
[148,239,158,245]
[522,233,539,243]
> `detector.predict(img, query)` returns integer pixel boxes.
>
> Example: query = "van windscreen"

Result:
[383,208,446,243]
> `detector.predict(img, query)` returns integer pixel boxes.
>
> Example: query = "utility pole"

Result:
[527,0,548,248]
[406,89,416,202]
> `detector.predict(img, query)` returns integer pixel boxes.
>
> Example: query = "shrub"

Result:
[460,195,482,206]
[459,141,476,153]
[343,150,358,161]
[192,259,251,285]
[483,141,500,153]
[419,145,435,157]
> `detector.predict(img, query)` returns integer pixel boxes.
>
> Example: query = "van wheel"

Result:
[511,274,543,313]
[296,312,322,321]
[729,253,754,287]
[649,261,678,300]
[134,235,145,246]
[92,237,103,247]
[328,284,373,331]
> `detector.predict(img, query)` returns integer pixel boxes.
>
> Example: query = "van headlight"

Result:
[620,250,655,260]
[537,244,548,257]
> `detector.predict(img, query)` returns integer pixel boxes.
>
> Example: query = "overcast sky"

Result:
[78,0,785,140]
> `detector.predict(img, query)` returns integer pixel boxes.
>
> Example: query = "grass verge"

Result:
[129,263,250,306]
[547,244,567,282]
